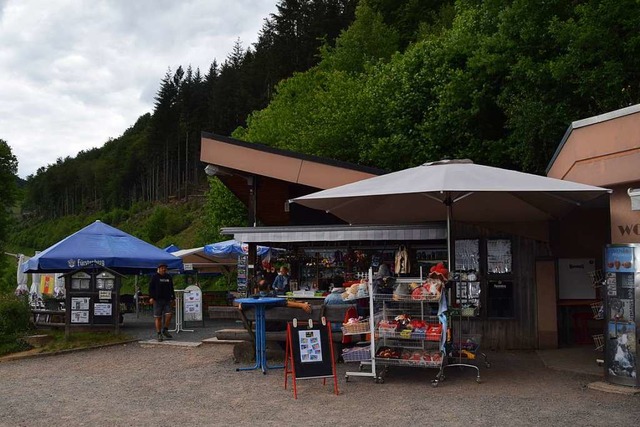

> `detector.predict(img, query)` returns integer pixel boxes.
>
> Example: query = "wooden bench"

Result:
[213,304,357,344]
[31,309,66,326]
[208,306,240,320]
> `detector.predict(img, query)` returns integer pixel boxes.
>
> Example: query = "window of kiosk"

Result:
[71,272,92,291]
[96,272,115,290]
[487,239,512,274]
[486,281,514,318]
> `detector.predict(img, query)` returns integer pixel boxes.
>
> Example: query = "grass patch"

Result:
[0,330,135,358]
[40,330,135,352]
[0,335,32,357]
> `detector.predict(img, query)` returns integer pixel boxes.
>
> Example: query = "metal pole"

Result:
[134,275,140,319]
[446,194,453,270]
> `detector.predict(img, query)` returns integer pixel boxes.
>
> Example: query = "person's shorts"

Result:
[153,300,172,318]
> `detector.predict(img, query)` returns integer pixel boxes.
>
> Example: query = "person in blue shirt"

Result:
[324,275,347,305]
[271,266,290,294]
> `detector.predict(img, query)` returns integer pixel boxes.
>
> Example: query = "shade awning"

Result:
[221,224,447,243]
[22,220,183,274]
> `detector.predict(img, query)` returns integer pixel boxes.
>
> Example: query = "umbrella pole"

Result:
[135,275,139,319]
[446,196,453,271]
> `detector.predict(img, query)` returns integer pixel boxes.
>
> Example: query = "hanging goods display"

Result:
[394,245,410,275]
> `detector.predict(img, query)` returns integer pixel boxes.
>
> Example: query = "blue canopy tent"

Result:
[22,220,183,274]
[203,240,276,257]
[163,244,181,253]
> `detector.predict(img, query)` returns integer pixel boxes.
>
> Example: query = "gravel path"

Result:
[0,341,638,426]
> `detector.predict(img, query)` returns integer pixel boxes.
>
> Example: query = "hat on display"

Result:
[393,281,412,300]
[428,262,448,281]
[375,263,392,279]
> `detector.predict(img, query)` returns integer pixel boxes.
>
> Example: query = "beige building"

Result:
[547,104,640,244]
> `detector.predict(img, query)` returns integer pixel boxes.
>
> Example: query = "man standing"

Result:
[149,263,175,341]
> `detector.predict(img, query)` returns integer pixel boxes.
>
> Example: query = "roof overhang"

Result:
[221,224,447,244]
[546,104,640,187]
[200,133,384,190]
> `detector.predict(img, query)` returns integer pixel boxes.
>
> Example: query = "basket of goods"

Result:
[399,349,443,366]
[426,324,443,341]
[430,352,443,364]
[410,327,426,340]
[377,319,397,337]
[394,314,412,331]
[376,346,401,359]
[452,335,481,353]
[342,316,370,334]
[342,345,371,362]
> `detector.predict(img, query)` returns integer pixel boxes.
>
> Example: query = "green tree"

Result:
[365,0,455,48]
[0,140,18,246]
[199,177,248,244]
[235,67,371,165]
[319,2,400,74]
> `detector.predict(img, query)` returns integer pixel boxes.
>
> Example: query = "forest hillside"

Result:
[2,0,640,293]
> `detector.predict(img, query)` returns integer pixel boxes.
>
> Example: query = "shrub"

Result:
[0,294,31,337]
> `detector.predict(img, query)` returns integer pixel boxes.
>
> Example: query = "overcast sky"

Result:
[0,0,278,178]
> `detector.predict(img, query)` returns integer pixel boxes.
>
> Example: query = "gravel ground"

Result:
[1,332,638,426]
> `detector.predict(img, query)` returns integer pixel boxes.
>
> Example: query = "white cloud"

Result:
[0,0,277,177]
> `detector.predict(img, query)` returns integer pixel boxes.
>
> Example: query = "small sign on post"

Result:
[183,285,203,323]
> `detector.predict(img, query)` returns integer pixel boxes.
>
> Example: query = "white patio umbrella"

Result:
[15,254,29,296]
[291,159,611,266]
[53,273,65,298]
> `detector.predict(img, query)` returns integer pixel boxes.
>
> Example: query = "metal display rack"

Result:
[346,276,447,386]
[344,272,378,382]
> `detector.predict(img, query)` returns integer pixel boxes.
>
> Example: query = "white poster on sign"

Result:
[72,297,90,310]
[94,303,112,316]
[558,258,596,299]
[71,310,89,323]
[298,329,323,363]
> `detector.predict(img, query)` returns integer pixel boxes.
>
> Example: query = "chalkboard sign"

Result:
[289,322,333,378]
[284,320,338,399]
